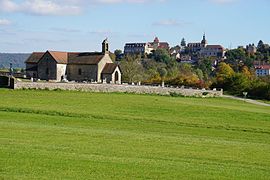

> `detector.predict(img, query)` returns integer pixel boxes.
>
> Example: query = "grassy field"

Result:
[1,89,270,179]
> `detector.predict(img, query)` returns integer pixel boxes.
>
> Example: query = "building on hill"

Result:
[200,45,225,58]
[149,37,170,51]
[124,43,153,55]
[246,44,257,55]
[124,37,170,55]
[255,65,270,77]
[187,34,225,58]
[187,34,208,53]
[25,39,122,84]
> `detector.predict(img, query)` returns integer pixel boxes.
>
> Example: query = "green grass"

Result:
[1,89,270,179]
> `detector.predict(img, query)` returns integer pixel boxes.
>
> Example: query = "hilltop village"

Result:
[0,34,268,100]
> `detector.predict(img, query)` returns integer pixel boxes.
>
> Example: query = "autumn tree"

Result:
[120,55,144,83]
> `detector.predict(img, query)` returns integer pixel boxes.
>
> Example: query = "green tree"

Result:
[225,48,247,71]
[197,57,213,78]
[114,49,122,61]
[153,49,172,64]
[181,38,186,47]
[228,73,250,95]
[120,55,144,83]
[257,40,265,53]
[158,68,168,81]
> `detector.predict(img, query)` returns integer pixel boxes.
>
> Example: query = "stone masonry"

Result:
[14,82,223,97]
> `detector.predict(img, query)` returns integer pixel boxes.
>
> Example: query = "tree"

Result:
[181,38,186,47]
[114,49,122,61]
[215,62,235,89]
[120,55,144,83]
[225,48,247,71]
[228,73,250,95]
[158,68,167,81]
[197,57,213,78]
[257,40,265,52]
[152,49,172,64]
[241,66,253,79]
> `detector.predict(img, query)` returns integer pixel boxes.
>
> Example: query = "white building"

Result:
[200,45,226,58]
[255,65,270,76]
[124,43,153,55]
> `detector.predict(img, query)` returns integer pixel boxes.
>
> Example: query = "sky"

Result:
[0,0,269,53]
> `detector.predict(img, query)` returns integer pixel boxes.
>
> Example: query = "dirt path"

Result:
[223,95,270,107]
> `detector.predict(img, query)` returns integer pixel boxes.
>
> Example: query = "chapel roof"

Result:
[68,52,105,65]
[25,52,44,63]
[102,63,119,74]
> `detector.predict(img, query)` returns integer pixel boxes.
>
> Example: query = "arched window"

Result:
[78,68,82,75]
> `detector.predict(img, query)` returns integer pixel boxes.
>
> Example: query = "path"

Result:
[223,95,270,107]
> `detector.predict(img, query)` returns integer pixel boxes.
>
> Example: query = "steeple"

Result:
[102,38,109,54]
[201,33,208,47]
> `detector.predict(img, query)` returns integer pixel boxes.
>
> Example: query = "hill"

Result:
[0,90,270,179]
[0,53,31,68]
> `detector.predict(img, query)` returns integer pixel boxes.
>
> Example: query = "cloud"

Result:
[0,0,81,16]
[153,19,191,27]
[0,0,165,16]
[0,18,11,25]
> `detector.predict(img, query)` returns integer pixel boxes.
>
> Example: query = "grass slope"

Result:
[1,89,270,179]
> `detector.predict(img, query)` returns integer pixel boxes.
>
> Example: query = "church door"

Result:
[115,71,119,83]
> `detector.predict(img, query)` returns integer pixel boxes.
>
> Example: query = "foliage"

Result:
[152,49,172,64]
[215,62,235,87]
[120,54,144,83]
[181,38,186,47]
[114,49,123,61]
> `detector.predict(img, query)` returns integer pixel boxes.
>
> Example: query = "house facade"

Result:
[25,39,122,84]
[124,43,153,55]
[255,65,270,77]
[200,45,225,58]
[124,37,170,55]
[187,34,225,58]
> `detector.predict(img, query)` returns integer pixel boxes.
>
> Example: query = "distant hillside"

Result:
[0,53,31,69]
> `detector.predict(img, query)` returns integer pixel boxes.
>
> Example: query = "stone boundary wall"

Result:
[14,82,223,97]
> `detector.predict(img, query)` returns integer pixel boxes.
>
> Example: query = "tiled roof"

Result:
[102,63,118,74]
[68,52,104,65]
[25,51,105,65]
[205,45,224,49]
[48,51,68,64]
[25,52,44,63]
[255,65,270,70]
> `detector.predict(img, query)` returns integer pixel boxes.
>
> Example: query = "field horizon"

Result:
[1,89,270,179]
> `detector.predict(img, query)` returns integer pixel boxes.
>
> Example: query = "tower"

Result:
[201,33,208,47]
[102,38,109,54]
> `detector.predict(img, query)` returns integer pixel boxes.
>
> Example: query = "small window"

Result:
[78,68,82,75]
[46,68,49,75]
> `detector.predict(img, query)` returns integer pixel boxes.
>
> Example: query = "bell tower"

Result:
[102,38,109,54]
[201,33,208,47]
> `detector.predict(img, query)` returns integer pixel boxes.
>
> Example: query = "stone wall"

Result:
[67,64,97,82]
[14,82,223,97]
